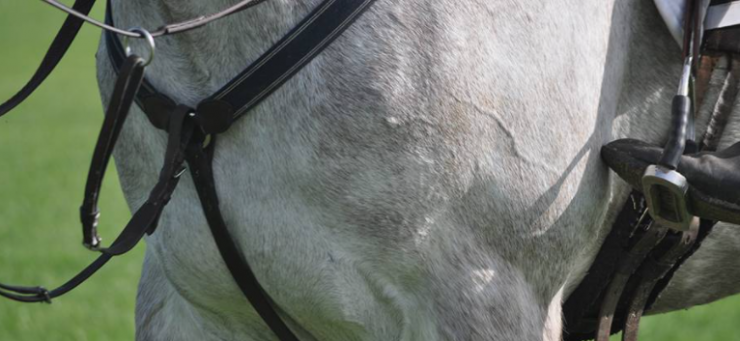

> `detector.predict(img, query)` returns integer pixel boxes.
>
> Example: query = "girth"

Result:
[0,0,377,340]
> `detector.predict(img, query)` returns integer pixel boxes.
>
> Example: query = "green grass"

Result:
[0,1,142,340]
[2,2,740,341]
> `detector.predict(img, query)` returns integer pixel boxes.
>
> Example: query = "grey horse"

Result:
[98,0,740,340]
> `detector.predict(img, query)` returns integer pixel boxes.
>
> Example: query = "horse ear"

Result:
[654,0,686,47]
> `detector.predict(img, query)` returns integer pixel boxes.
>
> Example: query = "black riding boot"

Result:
[602,139,740,225]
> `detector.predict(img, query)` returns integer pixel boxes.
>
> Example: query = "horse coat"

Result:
[97,0,740,340]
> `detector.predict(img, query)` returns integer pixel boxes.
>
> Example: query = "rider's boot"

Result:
[602,139,740,225]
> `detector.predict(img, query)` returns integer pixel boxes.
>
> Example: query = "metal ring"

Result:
[122,27,156,66]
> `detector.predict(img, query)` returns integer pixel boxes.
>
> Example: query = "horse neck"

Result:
[108,0,323,105]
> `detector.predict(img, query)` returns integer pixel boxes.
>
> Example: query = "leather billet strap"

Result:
[620,223,700,341]
[562,193,652,340]
[0,0,97,117]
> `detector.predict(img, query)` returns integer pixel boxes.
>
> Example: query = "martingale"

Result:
[0,0,376,340]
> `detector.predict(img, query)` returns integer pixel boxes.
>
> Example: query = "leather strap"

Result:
[2,1,375,340]
[0,254,111,303]
[594,216,669,341]
[80,53,148,250]
[562,194,653,340]
[186,135,301,341]
[0,54,149,302]
[98,104,195,256]
[104,0,379,135]
[209,0,378,126]
[621,224,700,341]
[0,54,199,302]
[564,2,732,340]
[0,0,97,117]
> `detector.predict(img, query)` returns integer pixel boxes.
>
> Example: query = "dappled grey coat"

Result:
[98,0,740,340]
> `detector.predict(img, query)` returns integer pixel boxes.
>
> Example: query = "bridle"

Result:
[1,1,739,341]
[0,0,266,118]
[0,0,377,340]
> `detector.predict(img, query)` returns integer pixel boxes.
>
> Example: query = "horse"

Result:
[98,0,740,340]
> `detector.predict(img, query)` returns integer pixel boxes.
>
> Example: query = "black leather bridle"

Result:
[0,0,377,340]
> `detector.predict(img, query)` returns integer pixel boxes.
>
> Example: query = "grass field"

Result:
[1,2,740,341]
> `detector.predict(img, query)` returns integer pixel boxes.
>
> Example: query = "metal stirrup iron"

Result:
[642,57,694,231]
[641,0,709,231]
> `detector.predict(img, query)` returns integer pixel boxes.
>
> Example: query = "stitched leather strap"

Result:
[80,54,148,250]
[209,0,378,126]
[186,135,301,341]
[104,0,378,135]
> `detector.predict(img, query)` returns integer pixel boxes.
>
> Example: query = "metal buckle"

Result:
[174,166,187,179]
[80,208,103,251]
[642,165,693,231]
[122,27,156,66]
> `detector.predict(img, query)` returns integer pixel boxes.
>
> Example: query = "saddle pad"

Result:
[655,0,740,46]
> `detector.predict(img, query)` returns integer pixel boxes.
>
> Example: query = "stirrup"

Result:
[642,165,693,231]
[642,53,696,232]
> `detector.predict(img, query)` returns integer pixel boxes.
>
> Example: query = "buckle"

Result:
[80,208,102,251]
[173,166,187,179]
[642,165,693,231]
[39,287,52,304]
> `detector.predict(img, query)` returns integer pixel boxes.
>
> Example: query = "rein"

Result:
[0,0,268,118]
[41,0,269,38]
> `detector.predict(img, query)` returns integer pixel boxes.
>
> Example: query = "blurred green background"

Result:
[0,1,142,340]
[1,1,740,341]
